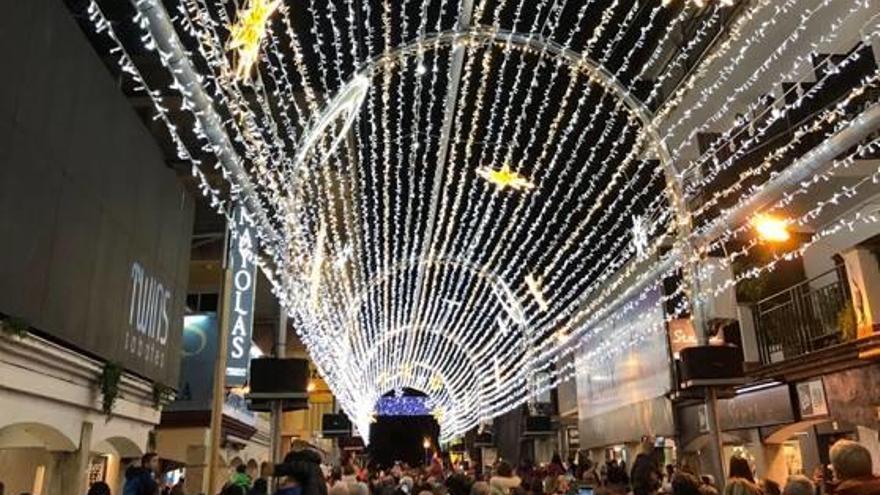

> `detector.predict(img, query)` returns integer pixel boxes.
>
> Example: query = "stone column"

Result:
[58,421,92,495]
[185,444,210,495]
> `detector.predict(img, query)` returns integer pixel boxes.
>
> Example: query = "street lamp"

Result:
[753,213,790,243]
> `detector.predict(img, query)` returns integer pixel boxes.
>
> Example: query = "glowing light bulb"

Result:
[753,213,790,243]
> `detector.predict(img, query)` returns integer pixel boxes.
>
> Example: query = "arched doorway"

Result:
[0,422,78,495]
[91,436,144,495]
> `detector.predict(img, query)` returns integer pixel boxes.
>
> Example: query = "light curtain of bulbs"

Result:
[87,0,880,441]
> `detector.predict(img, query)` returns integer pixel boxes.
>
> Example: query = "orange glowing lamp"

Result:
[753,213,790,243]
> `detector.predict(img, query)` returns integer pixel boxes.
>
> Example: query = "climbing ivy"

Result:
[100,361,123,418]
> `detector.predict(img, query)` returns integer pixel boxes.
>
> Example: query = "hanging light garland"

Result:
[86,0,880,441]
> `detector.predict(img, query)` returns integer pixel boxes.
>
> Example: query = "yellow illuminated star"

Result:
[429,373,443,391]
[228,0,281,80]
[476,162,536,192]
[525,273,549,312]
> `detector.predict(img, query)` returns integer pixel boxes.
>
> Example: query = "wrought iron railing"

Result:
[752,267,851,364]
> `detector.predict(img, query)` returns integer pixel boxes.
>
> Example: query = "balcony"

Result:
[752,266,852,365]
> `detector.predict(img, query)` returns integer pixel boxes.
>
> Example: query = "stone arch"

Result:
[0,422,78,451]
[92,436,144,458]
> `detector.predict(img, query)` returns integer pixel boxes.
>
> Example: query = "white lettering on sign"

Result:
[230,231,254,359]
[126,261,172,368]
[225,206,258,386]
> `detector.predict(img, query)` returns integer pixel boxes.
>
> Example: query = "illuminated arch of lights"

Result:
[85,0,880,441]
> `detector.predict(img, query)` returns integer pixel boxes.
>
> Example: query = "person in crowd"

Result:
[829,439,880,495]
[759,479,780,495]
[580,459,599,488]
[170,478,185,495]
[88,482,112,495]
[446,473,472,495]
[248,479,268,495]
[780,475,813,495]
[222,465,252,495]
[631,438,662,495]
[489,462,521,495]
[329,482,349,495]
[722,478,761,495]
[552,475,570,495]
[670,472,702,495]
[548,454,566,479]
[398,476,415,495]
[124,453,160,495]
[661,465,676,494]
[726,457,755,484]
[699,476,719,495]
[274,448,328,495]
[470,483,490,495]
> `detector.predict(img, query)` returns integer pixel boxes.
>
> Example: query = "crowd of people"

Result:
[36,436,876,495]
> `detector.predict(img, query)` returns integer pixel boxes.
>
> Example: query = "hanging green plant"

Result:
[152,382,175,409]
[0,316,29,339]
[100,361,123,418]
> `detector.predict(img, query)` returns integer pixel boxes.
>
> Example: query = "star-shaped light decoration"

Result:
[429,373,444,391]
[432,406,445,422]
[525,273,549,312]
[227,0,281,80]
[476,162,536,192]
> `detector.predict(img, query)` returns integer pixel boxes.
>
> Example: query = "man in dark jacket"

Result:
[830,440,880,495]
[124,453,160,495]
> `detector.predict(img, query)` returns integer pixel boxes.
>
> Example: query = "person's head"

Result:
[142,453,160,473]
[781,475,813,495]
[830,439,873,481]
[343,464,357,477]
[666,464,676,478]
[251,478,269,494]
[555,476,569,493]
[330,483,350,495]
[496,462,513,478]
[551,453,563,466]
[671,473,702,495]
[760,479,780,495]
[727,456,754,483]
[470,482,490,495]
[87,482,112,495]
[276,449,326,495]
[722,479,761,495]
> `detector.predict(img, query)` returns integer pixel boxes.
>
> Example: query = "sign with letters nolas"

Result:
[225,206,259,387]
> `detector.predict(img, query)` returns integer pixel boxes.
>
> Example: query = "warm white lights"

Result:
[753,214,791,243]
[86,0,880,442]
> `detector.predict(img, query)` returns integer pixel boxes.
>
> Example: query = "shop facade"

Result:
[677,362,880,485]
[0,0,194,492]
[575,286,678,466]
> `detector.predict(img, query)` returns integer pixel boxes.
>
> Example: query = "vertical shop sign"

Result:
[225,206,258,386]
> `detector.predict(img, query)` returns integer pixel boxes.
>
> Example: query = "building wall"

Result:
[0,334,157,495]
[0,0,194,386]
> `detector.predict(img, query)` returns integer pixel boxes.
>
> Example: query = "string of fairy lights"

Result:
[87,0,880,441]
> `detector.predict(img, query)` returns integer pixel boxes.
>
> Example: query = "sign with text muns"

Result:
[225,206,259,386]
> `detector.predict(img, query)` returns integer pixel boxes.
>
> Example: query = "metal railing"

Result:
[753,266,851,364]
